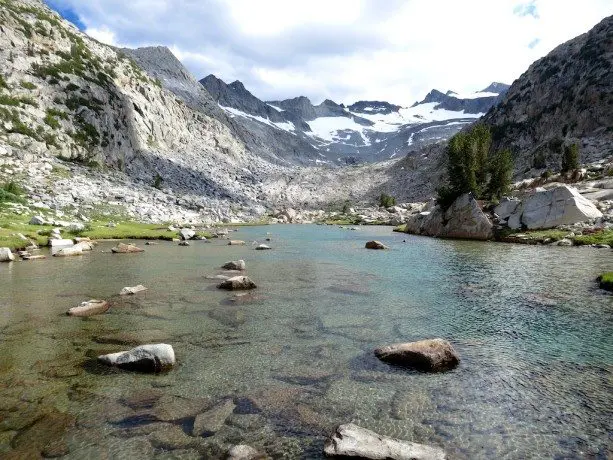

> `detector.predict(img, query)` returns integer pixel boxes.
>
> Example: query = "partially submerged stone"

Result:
[255,244,271,250]
[50,238,74,248]
[73,241,94,251]
[98,344,175,373]
[178,241,190,246]
[0,247,15,262]
[374,338,459,372]
[217,276,257,290]
[111,243,144,253]
[53,246,84,257]
[597,272,613,292]
[365,240,387,250]
[222,260,246,270]
[67,299,109,317]
[228,240,246,246]
[119,285,147,295]
[324,423,446,459]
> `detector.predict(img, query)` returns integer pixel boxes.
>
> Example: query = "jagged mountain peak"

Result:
[480,82,510,94]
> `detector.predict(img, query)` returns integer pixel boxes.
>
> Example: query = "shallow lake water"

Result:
[0,225,612,459]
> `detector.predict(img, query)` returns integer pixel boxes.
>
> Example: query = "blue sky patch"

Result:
[44,1,86,30]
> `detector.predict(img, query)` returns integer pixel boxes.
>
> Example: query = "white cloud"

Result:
[45,0,612,106]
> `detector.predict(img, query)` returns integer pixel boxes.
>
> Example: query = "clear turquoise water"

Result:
[0,225,612,459]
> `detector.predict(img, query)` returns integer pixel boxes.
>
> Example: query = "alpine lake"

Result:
[0,225,611,459]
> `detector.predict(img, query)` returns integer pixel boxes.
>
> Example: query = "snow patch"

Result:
[220,105,295,133]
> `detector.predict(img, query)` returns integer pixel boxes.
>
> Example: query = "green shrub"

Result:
[0,181,25,203]
[46,108,68,120]
[0,94,20,106]
[0,74,8,89]
[44,113,60,129]
[561,143,579,173]
[437,125,513,206]
[153,173,163,189]
[379,193,396,208]
[597,272,613,292]
[20,81,36,90]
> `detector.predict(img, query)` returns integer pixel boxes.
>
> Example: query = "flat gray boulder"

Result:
[508,185,603,229]
[222,260,246,270]
[53,246,83,257]
[227,444,263,460]
[111,243,144,253]
[324,423,446,459]
[374,338,459,372]
[98,344,175,373]
[29,215,46,225]
[217,276,257,290]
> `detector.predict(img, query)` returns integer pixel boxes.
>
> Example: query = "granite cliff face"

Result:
[482,15,613,174]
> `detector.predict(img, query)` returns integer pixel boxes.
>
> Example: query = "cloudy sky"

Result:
[45,0,611,106]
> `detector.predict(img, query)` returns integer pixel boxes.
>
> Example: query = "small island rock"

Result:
[0,247,15,262]
[222,260,246,270]
[374,338,459,372]
[217,276,257,290]
[111,243,144,253]
[120,285,147,295]
[67,299,109,317]
[365,240,387,250]
[98,344,175,373]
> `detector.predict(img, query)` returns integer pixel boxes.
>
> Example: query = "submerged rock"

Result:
[111,243,145,253]
[120,285,148,295]
[67,300,109,317]
[227,444,264,460]
[98,344,175,372]
[228,240,246,245]
[222,260,246,270]
[178,241,190,246]
[217,276,257,290]
[192,399,236,436]
[0,247,15,262]
[324,423,446,460]
[374,338,459,372]
[365,240,387,249]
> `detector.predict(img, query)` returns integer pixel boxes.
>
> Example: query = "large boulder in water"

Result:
[67,299,109,317]
[111,243,144,253]
[324,423,446,459]
[442,193,493,240]
[507,185,603,229]
[222,260,246,270]
[217,276,257,290]
[374,338,459,372]
[0,247,15,262]
[365,240,388,249]
[404,193,492,240]
[98,344,175,372]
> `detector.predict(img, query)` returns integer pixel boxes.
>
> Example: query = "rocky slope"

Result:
[482,15,613,176]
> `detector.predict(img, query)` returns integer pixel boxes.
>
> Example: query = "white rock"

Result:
[119,284,147,295]
[508,185,603,230]
[0,247,15,262]
[324,423,446,460]
[50,238,74,248]
[98,344,176,372]
[179,228,195,240]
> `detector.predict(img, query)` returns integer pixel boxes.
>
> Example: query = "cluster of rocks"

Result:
[402,184,612,244]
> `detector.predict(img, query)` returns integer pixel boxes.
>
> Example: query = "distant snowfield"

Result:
[306,116,371,146]
[448,91,499,99]
[220,105,295,133]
